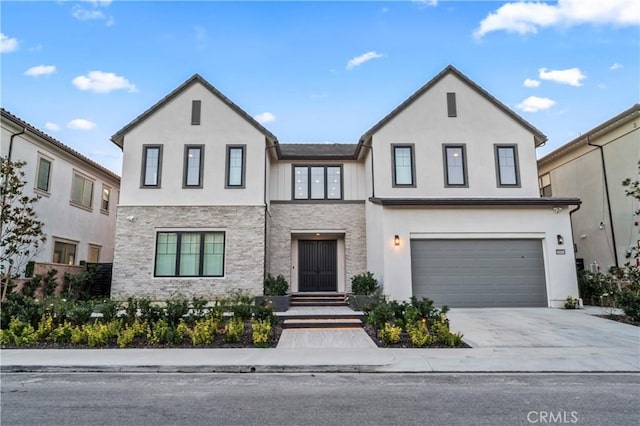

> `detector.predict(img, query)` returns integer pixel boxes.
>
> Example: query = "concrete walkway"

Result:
[2,308,638,373]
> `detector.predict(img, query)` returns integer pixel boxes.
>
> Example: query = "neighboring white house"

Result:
[1,108,121,273]
[538,104,640,273]
[110,65,580,308]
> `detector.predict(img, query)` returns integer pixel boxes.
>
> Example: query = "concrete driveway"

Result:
[444,307,640,371]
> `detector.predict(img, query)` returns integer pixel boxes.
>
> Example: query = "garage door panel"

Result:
[410,239,547,308]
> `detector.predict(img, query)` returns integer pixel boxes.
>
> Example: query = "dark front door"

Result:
[298,240,337,292]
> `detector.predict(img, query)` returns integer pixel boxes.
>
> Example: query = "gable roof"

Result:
[357,64,548,148]
[1,108,120,182]
[538,103,640,166]
[110,74,278,148]
[276,143,358,160]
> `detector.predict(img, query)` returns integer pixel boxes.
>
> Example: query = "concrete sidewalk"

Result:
[2,308,638,373]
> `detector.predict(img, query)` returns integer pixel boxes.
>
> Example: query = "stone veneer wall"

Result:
[112,205,265,301]
[268,202,367,292]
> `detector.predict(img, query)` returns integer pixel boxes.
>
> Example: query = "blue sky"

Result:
[1,0,638,175]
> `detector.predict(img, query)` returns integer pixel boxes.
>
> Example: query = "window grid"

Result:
[183,145,204,188]
[101,186,110,212]
[495,145,520,187]
[53,241,76,265]
[292,165,342,200]
[71,173,93,208]
[226,146,245,188]
[141,145,162,188]
[392,145,415,187]
[443,144,467,187]
[154,231,225,277]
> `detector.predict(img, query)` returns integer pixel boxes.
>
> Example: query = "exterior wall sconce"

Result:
[557,234,564,245]
[394,235,400,246]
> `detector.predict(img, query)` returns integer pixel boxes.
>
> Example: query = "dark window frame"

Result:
[191,100,201,125]
[141,144,163,188]
[101,184,111,214]
[447,92,457,117]
[494,144,521,187]
[183,145,205,188]
[442,144,468,187]
[291,164,344,201]
[539,173,552,197]
[154,231,225,278]
[53,240,77,265]
[225,145,247,189]
[391,144,416,188]
[70,171,94,210]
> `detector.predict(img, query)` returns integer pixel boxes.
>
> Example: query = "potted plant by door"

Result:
[256,274,290,312]
[348,271,379,310]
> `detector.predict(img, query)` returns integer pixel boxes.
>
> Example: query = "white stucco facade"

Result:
[1,109,120,272]
[538,104,640,272]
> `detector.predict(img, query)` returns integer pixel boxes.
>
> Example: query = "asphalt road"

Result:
[1,373,638,426]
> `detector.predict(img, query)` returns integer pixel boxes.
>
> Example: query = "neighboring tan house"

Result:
[111,65,580,308]
[1,108,121,274]
[538,104,640,274]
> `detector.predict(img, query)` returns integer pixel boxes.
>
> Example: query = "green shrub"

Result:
[251,319,272,347]
[84,321,121,347]
[138,298,162,324]
[5,318,38,346]
[223,318,245,343]
[70,325,88,345]
[617,283,640,321]
[406,320,432,347]
[165,296,190,326]
[188,296,209,323]
[49,321,74,344]
[62,270,95,301]
[36,314,55,340]
[146,319,170,345]
[366,299,395,329]
[96,299,121,323]
[190,317,219,345]
[564,296,579,309]
[264,274,288,296]
[117,319,146,348]
[432,320,464,347]
[378,322,402,344]
[124,298,139,324]
[1,293,43,329]
[351,272,378,296]
[65,300,95,326]
[578,271,619,303]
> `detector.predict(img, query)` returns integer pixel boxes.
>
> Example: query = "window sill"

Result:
[100,208,110,216]
[69,200,93,212]
[34,188,50,198]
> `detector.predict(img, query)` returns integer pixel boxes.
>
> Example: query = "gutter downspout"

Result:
[263,142,278,283]
[587,135,619,269]
[2,127,27,233]
[358,139,375,199]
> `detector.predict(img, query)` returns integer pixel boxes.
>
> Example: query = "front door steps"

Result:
[277,293,365,329]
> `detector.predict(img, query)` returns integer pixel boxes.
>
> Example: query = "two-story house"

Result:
[538,104,640,273]
[111,65,580,308]
[1,109,120,273]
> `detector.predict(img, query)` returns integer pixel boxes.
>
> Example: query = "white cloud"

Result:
[45,122,60,132]
[254,112,276,124]
[517,96,556,112]
[524,78,540,88]
[474,0,639,38]
[72,0,114,25]
[609,63,623,70]
[67,119,96,130]
[24,65,56,77]
[0,33,18,53]
[412,0,438,7]
[539,67,586,86]
[346,51,384,70]
[72,71,138,93]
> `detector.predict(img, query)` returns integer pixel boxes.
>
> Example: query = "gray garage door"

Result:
[410,239,547,308]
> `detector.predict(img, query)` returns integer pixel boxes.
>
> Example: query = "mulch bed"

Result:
[595,315,640,327]
[362,324,471,348]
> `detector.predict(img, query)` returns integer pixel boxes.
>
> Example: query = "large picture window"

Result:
[495,144,520,187]
[292,165,342,200]
[141,145,162,188]
[53,241,77,265]
[183,145,204,188]
[392,144,415,187]
[155,231,225,277]
[71,172,94,209]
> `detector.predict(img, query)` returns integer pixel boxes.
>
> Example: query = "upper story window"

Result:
[101,185,111,213]
[391,144,416,187]
[36,156,52,193]
[446,92,457,117]
[226,145,246,188]
[183,145,204,188]
[539,173,552,196]
[443,144,467,187]
[71,172,94,209]
[495,144,520,187]
[293,165,342,200]
[141,145,162,188]
[191,100,201,125]
[154,231,225,277]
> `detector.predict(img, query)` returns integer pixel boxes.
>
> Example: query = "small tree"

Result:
[622,162,640,270]
[1,156,46,300]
